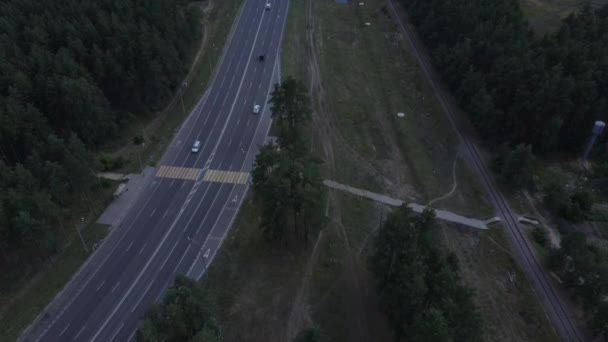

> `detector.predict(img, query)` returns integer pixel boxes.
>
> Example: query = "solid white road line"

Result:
[189,16,287,280]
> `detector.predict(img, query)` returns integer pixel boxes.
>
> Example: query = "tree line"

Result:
[251,77,326,243]
[371,206,482,341]
[401,0,608,153]
[0,0,200,260]
[400,0,608,336]
[137,276,221,342]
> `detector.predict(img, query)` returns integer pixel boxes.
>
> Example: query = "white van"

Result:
[191,140,201,153]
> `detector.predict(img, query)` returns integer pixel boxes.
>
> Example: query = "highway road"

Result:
[21,0,289,341]
[386,0,584,340]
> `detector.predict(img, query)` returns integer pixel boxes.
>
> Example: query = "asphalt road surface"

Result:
[22,1,289,341]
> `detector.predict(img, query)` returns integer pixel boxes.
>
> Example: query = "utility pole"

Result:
[76,217,89,253]
[180,81,188,117]
[582,121,605,164]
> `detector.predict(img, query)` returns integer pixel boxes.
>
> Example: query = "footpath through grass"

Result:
[0,1,243,340]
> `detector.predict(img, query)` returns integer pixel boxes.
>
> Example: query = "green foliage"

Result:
[402,0,608,153]
[531,226,548,247]
[492,144,536,190]
[137,276,220,342]
[0,0,200,261]
[97,153,126,172]
[294,327,321,342]
[531,226,548,246]
[543,178,594,222]
[133,135,144,145]
[371,206,482,341]
[549,232,608,338]
[592,301,608,339]
[269,76,311,155]
[252,78,325,243]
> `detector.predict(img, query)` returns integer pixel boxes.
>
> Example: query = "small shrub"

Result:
[101,178,111,188]
[543,180,594,222]
[492,143,535,190]
[98,153,126,171]
[133,135,144,145]
[532,226,548,246]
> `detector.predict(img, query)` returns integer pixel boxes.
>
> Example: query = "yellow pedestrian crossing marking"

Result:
[203,169,249,184]
[156,166,202,181]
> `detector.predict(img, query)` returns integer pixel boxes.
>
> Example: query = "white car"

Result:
[265,3,271,10]
[191,140,201,153]
[252,104,261,114]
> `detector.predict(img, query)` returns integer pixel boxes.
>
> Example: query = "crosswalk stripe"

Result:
[201,169,249,184]
[220,171,229,183]
[155,166,203,181]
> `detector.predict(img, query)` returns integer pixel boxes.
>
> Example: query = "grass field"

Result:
[520,0,608,35]
[199,0,558,341]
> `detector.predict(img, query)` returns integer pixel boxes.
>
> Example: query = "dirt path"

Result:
[284,0,376,338]
[283,0,420,339]
[284,231,324,340]
[428,152,459,206]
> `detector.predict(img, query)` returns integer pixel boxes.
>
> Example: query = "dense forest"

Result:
[0,0,200,259]
[371,207,482,341]
[400,0,608,337]
[401,0,608,153]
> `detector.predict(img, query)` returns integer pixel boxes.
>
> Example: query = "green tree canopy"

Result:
[137,276,220,342]
[371,206,482,341]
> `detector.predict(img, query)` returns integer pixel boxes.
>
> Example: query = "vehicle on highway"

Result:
[253,104,261,114]
[191,140,201,153]
[259,54,265,61]
[265,3,271,10]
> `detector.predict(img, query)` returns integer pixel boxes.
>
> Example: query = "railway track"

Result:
[385,0,583,340]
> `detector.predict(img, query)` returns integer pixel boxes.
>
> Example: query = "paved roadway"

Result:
[23,0,289,341]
